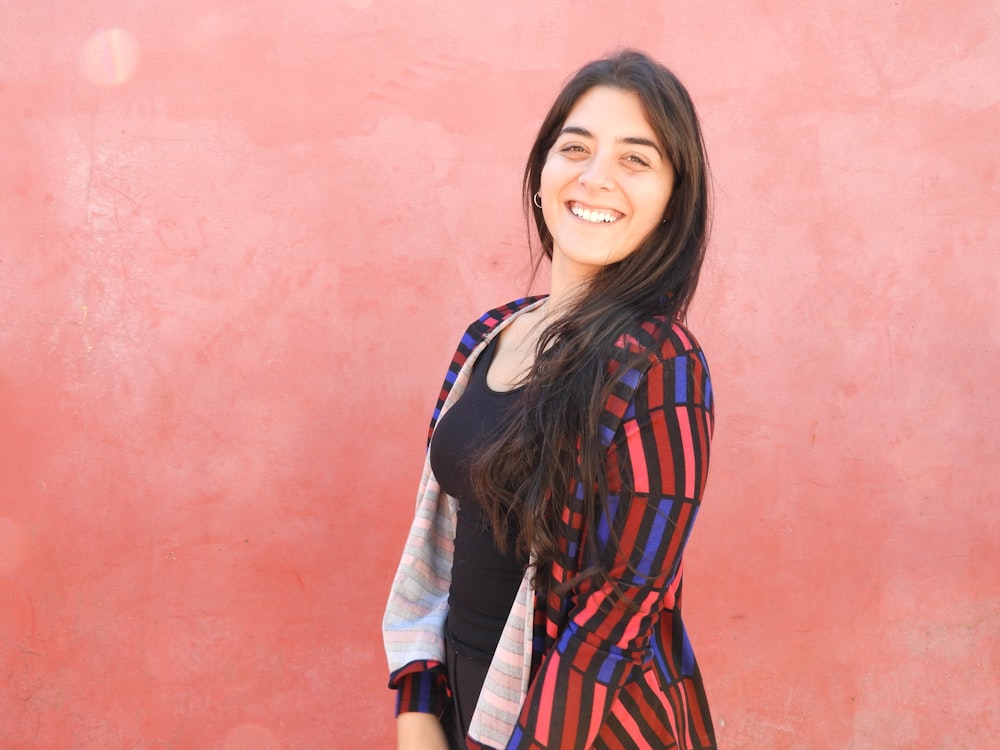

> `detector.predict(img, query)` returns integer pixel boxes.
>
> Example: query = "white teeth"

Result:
[571,204,618,223]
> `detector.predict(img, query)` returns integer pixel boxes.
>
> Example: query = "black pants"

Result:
[441,631,492,750]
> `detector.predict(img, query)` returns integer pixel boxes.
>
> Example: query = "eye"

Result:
[559,143,587,154]
[625,154,651,167]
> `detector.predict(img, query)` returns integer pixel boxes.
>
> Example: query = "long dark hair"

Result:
[471,50,711,589]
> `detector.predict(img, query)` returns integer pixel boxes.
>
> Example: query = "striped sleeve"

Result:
[507,343,713,750]
[390,660,450,717]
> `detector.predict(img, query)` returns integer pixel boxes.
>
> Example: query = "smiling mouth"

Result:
[569,202,622,224]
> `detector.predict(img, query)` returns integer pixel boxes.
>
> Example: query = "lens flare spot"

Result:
[80,28,139,86]
[223,724,282,750]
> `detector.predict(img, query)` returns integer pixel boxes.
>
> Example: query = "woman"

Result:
[384,50,716,750]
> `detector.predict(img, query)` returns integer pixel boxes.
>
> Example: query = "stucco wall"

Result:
[1,2,997,747]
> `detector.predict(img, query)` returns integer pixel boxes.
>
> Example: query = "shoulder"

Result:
[615,315,708,367]
[609,315,712,415]
[426,296,545,444]
[471,296,547,334]
[455,296,546,355]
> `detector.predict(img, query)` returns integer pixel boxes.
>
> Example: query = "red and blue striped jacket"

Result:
[383,297,716,749]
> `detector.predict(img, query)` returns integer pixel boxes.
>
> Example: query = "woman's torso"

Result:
[429,335,528,659]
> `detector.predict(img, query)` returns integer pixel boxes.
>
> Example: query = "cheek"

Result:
[540,152,580,192]
[538,163,565,223]
[659,182,675,215]
[539,160,559,195]
[637,186,672,226]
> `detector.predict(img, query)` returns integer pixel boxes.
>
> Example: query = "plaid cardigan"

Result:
[383,297,716,750]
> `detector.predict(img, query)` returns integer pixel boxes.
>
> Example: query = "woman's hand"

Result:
[396,712,450,750]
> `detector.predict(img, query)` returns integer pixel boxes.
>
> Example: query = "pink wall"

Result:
[1,2,997,747]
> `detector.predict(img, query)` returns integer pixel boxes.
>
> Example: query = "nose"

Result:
[579,153,615,191]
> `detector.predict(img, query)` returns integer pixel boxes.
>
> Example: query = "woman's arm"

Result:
[508,349,713,750]
[397,712,450,750]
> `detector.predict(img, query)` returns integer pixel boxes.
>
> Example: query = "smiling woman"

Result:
[539,86,675,286]
[384,50,716,750]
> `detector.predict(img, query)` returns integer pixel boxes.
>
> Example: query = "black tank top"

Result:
[429,336,528,660]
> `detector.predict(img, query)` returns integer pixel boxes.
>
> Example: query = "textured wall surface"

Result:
[1,1,997,748]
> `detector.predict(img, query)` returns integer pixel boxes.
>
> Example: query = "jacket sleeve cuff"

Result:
[390,660,450,717]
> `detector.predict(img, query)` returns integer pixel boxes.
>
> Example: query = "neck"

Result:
[544,254,591,318]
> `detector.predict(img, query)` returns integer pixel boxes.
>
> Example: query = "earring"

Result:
[533,192,542,209]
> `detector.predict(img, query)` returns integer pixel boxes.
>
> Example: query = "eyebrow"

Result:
[558,126,664,160]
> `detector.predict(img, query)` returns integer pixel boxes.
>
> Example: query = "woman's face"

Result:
[539,86,674,284]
